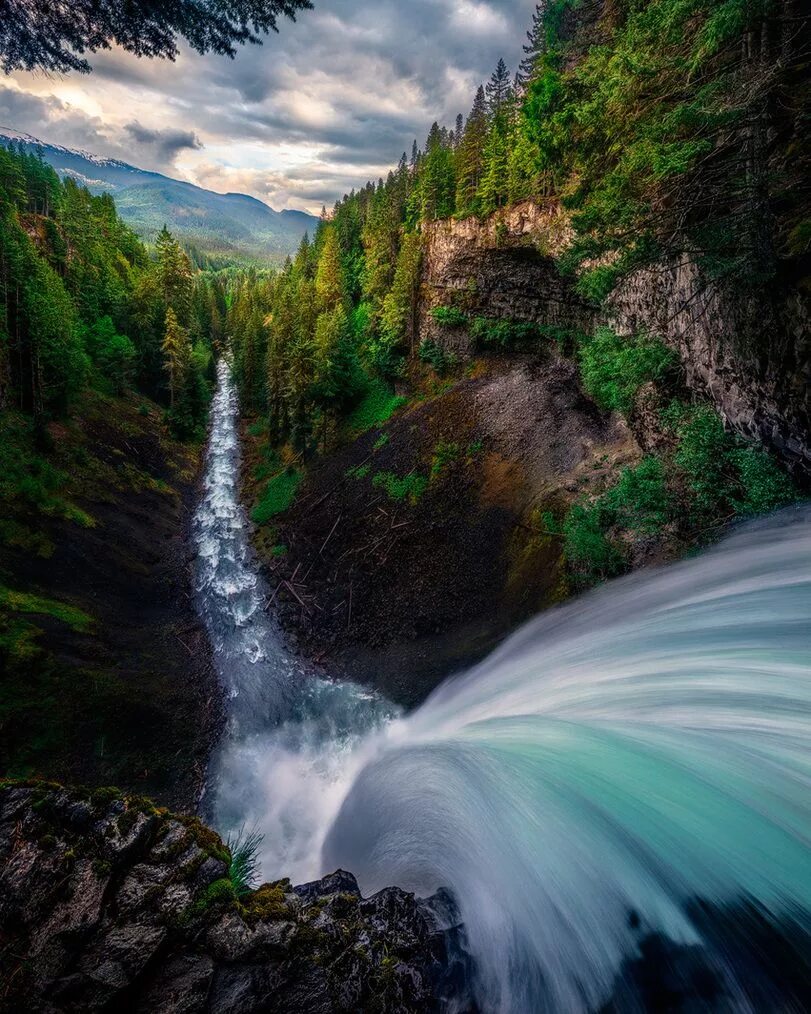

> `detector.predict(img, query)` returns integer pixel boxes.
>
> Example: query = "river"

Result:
[194,360,811,1012]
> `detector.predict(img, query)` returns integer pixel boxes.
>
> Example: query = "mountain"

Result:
[0,127,318,264]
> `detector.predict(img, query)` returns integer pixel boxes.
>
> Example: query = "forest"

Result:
[226,0,805,585]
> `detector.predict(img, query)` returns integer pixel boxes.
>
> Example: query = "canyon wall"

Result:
[419,203,811,478]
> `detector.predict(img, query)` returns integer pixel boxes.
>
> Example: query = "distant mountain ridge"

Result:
[0,126,317,264]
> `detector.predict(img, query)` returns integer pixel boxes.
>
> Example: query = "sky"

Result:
[0,0,539,214]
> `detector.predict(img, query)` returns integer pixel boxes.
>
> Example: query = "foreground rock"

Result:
[0,784,468,1013]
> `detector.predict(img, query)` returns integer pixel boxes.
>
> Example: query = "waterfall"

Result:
[193,361,391,881]
[324,505,811,1010]
[195,362,811,1010]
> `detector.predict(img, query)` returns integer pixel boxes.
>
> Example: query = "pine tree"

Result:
[155,225,193,324]
[486,58,511,118]
[455,86,489,215]
[516,3,549,92]
[417,122,455,221]
[162,306,190,409]
[315,226,345,311]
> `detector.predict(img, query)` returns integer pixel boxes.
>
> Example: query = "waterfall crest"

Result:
[324,506,811,1010]
[195,363,811,1010]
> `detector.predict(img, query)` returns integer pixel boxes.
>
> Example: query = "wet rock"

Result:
[0,785,469,1012]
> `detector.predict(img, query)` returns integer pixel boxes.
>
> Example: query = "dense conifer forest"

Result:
[226,0,806,586]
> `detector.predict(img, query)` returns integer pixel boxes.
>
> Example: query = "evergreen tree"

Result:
[314,226,345,311]
[0,0,313,75]
[162,306,190,409]
[486,58,511,118]
[455,86,489,215]
[516,3,549,92]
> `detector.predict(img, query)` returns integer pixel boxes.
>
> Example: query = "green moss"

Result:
[0,587,93,633]
[373,433,390,451]
[252,469,302,526]
[346,463,371,480]
[242,881,292,923]
[191,877,237,917]
[90,785,122,809]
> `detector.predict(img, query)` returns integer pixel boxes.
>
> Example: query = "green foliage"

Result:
[562,503,624,586]
[418,339,457,374]
[579,327,677,414]
[373,433,389,451]
[470,316,543,350]
[430,306,468,327]
[346,463,371,480]
[672,405,729,517]
[0,586,93,633]
[602,457,673,536]
[252,469,302,525]
[672,404,797,521]
[372,470,428,504]
[727,447,796,516]
[346,380,406,434]
[430,441,461,479]
[226,828,264,898]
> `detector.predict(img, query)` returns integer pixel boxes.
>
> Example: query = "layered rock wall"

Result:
[419,203,810,477]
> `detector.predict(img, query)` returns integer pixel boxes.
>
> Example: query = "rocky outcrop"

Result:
[0,785,467,1013]
[608,257,811,477]
[418,201,593,357]
[419,202,810,478]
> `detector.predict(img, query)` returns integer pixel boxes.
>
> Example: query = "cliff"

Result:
[419,202,810,479]
[0,784,466,1013]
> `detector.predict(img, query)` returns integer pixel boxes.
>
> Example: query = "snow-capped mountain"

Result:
[0,127,316,263]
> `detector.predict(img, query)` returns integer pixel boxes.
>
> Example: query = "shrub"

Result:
[430,306,468,327]
[727,447,796,516]
[602,457,673,535]
[252,469,301,526]
[562,502,624,585]
[372,470,428,504]
[672,405,729,518]
[346,379,406,433]
[470,316,542,350]
[418,339,457,374]
[579,326,677,413]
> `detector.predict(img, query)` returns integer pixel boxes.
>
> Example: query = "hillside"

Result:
[0,127,317,263]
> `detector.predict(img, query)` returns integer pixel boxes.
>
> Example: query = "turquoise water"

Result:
[197,365,811,1010]
[324,505,811,1010]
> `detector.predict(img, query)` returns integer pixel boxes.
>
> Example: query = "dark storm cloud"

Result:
[124,122,202,162]
[7,0,540,208]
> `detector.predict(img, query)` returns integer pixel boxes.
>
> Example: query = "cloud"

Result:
[5,0,541,211]
[124,122,202,163]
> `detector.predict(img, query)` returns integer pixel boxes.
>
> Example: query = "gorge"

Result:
[1,1,810,1011]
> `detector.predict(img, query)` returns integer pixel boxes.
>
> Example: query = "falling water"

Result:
[196,361,811,1010]
[193,361,391,880]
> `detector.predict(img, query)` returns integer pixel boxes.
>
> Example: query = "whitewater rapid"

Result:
[193,361,391,880]
[195,362,811,1011]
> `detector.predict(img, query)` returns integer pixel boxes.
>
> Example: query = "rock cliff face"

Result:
[418,201,593,358]
[0,785,467,1013]
[419,203,810,478]
[608,258,810,477]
